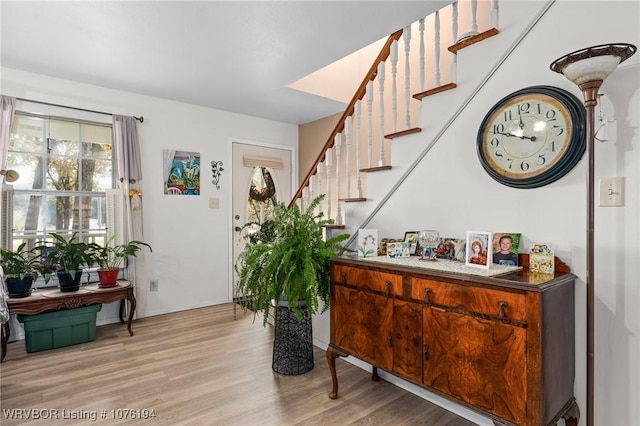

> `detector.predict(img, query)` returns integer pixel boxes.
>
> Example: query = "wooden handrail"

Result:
[289,29,404,207]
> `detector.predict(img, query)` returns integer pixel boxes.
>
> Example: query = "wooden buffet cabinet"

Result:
[326,256,579,426]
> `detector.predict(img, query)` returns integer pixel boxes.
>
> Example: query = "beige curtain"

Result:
[112,115,147,315]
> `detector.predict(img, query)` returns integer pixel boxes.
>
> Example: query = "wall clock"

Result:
[477,85,586,188]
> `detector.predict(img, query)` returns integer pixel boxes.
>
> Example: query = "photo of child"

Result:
[492,233,521,266]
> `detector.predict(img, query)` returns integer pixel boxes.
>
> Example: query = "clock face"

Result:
[477,86,586,188]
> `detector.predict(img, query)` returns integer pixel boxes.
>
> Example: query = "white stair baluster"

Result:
[403,25,412,129]
[418,18,425,127]
[471,0,478,34]
[334,134,342,225]
[302,186,309,212]
[309,175,315,211]
[390,40,398,133]
[434,11,441,87]
[419,19,425,93]
[451,2,458,83]
[325,148,332,221]
[344,116,352,198]
[377,61,386,166]
[316,163,323,215]
[366,80,373,168]
[355,100,363,197]
[491,0,499,29]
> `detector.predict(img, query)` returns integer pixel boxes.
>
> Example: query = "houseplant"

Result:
[1,243,42,298]
[38,232,95,292]
[235,193,350,322]
[89,237,152,287]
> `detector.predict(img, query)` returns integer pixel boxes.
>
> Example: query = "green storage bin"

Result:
[17,304,102,353]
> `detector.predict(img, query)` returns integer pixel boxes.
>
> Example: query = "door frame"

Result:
[227,137,297,302]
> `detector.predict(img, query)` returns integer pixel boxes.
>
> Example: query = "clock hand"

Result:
[495,131,537,141]
[519,116,525,130]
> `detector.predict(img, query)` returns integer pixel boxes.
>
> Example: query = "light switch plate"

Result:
[599,177,624,207]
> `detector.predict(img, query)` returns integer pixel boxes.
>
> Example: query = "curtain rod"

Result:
[16,97,144,123]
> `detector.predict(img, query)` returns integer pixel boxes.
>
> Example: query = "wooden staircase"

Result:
[291,0,501,235]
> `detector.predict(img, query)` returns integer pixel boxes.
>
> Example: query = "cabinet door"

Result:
[392,300,422,382]
[423,308,526,425]
[332,286,393,370]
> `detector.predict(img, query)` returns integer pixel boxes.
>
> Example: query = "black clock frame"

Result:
[477,85,586,189]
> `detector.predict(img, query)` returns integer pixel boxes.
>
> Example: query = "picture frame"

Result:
[492,232,521,266]
[404,231,420,255]
[465,230,492,269]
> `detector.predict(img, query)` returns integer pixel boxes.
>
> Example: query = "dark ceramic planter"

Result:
[57,270,83,292]
[5,275,35,298]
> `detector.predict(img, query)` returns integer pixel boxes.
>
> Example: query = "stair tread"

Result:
[413,82,457,100]
[360,165,392,173]
[385,128,421,139]
[324,224,346,229]
[448,27,499,54]
[339,197,367,202]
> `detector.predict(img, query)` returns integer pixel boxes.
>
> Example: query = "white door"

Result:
[231,142,293,299]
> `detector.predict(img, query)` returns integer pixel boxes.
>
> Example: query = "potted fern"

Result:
[1,243,42,298]
[38,232,94,292]
[234,194,349,374]
[89,237,152,287]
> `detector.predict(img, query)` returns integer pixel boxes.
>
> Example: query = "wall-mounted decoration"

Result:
[164,150,201,195]
[211,160,224,190]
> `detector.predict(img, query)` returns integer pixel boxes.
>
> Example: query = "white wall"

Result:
[2,1,638,425]
[333,1,639,425]
[0,67,298,324]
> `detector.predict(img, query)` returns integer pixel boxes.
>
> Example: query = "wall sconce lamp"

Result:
[550,42,636,426]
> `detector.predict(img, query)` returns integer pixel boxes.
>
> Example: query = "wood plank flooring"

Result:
[1,304,477,426]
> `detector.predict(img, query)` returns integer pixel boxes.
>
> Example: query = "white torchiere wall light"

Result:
[550,43,636,426]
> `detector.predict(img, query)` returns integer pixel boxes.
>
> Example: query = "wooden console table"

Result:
[327,255,579,426]
[1,281,136,362]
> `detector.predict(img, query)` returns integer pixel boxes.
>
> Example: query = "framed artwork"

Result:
[439,238,466,261]
[357,229,378,258]
[465,230,492,269]
[164,150,201,195]
[492,233,521,266]
[404,231,419,255]
[530,243,554,274]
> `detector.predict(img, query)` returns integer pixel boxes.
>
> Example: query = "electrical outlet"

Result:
[150,279,159,291]
[209,198,219,209]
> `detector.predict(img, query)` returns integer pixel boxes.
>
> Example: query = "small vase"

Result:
[5,275,35,298]
[57,270,83,292]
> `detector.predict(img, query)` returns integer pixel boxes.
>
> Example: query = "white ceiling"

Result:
[1,1,449,125]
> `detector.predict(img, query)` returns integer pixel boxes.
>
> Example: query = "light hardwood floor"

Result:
[1,304,477,426]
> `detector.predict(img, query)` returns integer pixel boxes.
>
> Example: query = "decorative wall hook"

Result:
[211,160,224,189]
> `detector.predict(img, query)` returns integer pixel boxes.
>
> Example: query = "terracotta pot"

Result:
[5,275,34,298]
[97,268,119,288]
[57,270,82,292]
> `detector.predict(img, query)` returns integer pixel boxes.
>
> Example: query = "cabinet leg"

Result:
[372,366,380,381]
[562,399,580,426]
[326,346,348,400]
[1,322,9,362]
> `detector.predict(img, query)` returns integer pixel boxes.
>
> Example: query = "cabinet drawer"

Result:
[411,278,526,321]
[332,265,402,296]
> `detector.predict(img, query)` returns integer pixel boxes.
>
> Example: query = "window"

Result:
[3,113,113,253]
